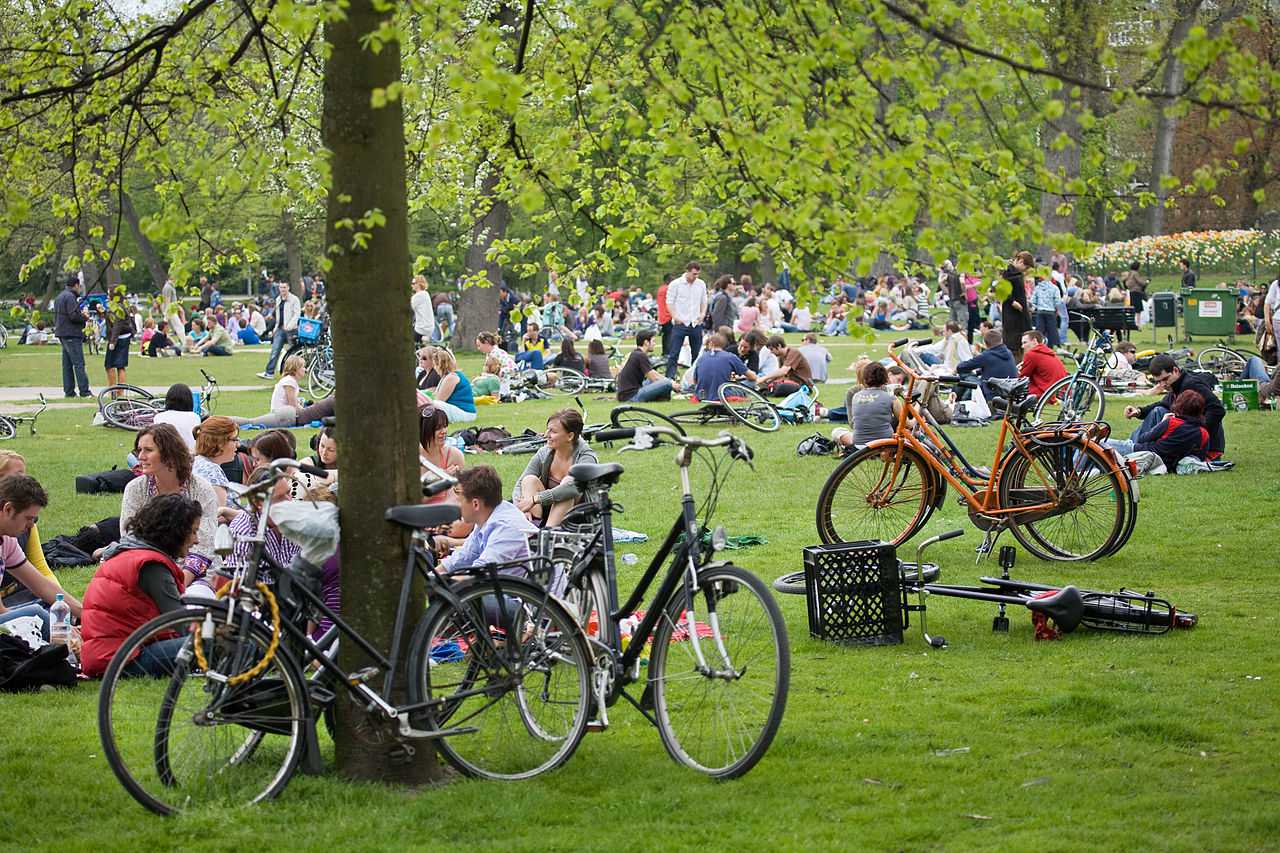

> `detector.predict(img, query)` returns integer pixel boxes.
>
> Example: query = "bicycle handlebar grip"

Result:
[891,337,910,348]
[934,375,961,384]
[914,338,933,347]
[936,529,965,542]
[423,479,452,497]
[595,427,637,442]
[298,463,329,478]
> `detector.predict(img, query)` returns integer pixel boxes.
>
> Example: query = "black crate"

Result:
[801,540,903,645]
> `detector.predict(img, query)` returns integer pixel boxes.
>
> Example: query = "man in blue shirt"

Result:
[441,466,536,574]
[692,332,756,401]
[956,328,1018,400]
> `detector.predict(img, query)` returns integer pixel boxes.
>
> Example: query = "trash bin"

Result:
[1151,292,1177,328]
[1182,288,1236,338]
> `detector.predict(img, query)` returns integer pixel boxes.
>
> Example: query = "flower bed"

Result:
[1080,229,1280,276]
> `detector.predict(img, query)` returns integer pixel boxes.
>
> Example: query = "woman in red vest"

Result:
[80,494,203,677]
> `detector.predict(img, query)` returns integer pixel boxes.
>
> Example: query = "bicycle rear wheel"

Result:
[718,382,781,432]
[815,445,933,546]
[649,564,789,778]
[999,438,1125,561]
[0,416,15,440]
[97,384,155,411]
[98,604,307,815]
[544,367,587,396]
[609,405,687,435]
[101,397,161,430]
[1033,375,1105,425]
[406,577,591,781]
[1196,345,1245,379]
[306,347,335,397]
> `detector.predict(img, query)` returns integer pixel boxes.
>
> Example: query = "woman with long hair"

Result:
[429,348,477,423]
[515,408,598,527]
[232,354,306,426]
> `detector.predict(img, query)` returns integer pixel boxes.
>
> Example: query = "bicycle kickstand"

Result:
[992,545,1015,632]
[975,523,1007,564]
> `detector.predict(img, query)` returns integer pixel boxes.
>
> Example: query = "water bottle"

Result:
[49,594,75,664]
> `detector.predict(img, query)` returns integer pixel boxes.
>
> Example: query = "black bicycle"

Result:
[98,459,593,814]
[0,394,47,440]
[537,424,790,778]
[609,381,783,433]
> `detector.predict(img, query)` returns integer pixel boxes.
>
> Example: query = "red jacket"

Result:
[81,547,184,677]
[656,283,671,325]
[1019,343,1068,399]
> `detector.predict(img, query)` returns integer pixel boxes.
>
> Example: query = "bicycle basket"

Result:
[800,540,903,645]
[297,316,322,345]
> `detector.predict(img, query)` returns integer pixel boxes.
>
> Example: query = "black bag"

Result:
[0,635,78,692]
[797,433,837,456]
[474,426,514,451]
[75,467,137,494]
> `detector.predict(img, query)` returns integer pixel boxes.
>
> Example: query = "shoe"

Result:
[79,392,93,398]
[256,371,273,379]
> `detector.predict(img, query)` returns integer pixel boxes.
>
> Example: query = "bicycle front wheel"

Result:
[1196,345,1245,379]
[544,367,587,396]
[98,604,307,815]
[609,405,688,435]
[307,347,335,397]
[97,384,155,411]
[101,397,160,430]
[718,381,781,432]
[649,564,789,778]
[0,416,15,440]
[999,438,1125,561]
[406,577,592,781]
[1033,375,1105,425]
[815,445,933,546]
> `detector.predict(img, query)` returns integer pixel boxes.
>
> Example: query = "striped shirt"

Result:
[228,509,300,584]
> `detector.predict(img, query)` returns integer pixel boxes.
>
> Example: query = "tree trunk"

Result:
[99,207,123,290]
[322,0,444,785]
[120,191,169,290]
[282,208,304,296]
[456,164,508,352]
[1146,3,1202,236]
[1038,91,1083,256]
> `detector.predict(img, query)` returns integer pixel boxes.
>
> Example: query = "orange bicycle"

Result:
[815,338,1138,561]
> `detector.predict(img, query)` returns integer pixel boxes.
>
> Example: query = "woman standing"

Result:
[515,408,598,527]
[80,494,203,678]
[429,349,477,423]
[119,424,220,590]
[411,275,437,344]
[1001,251,1033,361]
[104,307,133,390]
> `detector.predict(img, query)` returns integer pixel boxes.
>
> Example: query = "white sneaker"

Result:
[256,371,273,379]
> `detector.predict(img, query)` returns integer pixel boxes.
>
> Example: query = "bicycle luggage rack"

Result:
[801,541,903,646]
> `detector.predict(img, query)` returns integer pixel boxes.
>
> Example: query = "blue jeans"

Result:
[60,337,90,396]
[628,377,674,403]
[122,636,189,677]
[666,324,703,378]
[1107,405,1169,457]
[1243,356,1270,381]
[263,328,293,375]
[0,603,50,642]
[1034,312,1059,348]
[824,318,848,335]
[515,350,544,370]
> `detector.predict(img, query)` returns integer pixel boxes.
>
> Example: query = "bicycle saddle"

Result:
[1025,586,1084,633]
[987,377,1029,400]
[385,504,462,528]
[568,461,624,487]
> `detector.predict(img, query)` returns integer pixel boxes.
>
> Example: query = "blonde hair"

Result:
[483,354,502,375]
[0,449,26,478]
[194,416,238,458]
[431,348,458,374]
[411,274,428,292]
[282,354,306,377]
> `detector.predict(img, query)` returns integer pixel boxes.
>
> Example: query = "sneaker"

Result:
[256,371,274,379]
[79,392,93,398]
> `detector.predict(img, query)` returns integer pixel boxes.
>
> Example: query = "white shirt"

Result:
[665,276,708,326]
[276,293,301,332]
[249,311,266,334]
[1265,280,1280,314]
[757,348,779,376]
[153,410,202,450]
[411,290,436,337]
[271,375,300,411]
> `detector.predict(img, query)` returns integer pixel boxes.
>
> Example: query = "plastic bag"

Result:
[270,501,340,565]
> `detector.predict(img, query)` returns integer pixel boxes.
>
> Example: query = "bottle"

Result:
[49,594,73,658]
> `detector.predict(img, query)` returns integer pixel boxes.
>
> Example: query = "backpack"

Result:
[796,433,837,457]
[474,426,514,451]
[75,467,137,494]
[0,634,78,692]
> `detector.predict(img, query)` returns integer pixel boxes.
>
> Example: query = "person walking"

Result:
[257,280,301,380]
[53,274,92,398]
[664,262,708,379]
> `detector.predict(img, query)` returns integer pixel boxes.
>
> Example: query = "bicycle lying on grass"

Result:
[99,457,595,814]
[609,380,799,434]
[0,394,47,440]
[1196,339,1274,382]
[98,369,219,430]
[815,338,1138,561]
[536,424,790,778]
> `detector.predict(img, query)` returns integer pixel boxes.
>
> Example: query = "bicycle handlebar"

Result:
[599,425,754,461]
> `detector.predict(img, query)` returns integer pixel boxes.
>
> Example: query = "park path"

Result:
[0,384,269,413]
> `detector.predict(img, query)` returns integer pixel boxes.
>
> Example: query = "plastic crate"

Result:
[801,540,903,645]
[297,316,323,345]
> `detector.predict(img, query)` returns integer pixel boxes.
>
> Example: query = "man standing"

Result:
[53,275,91,398]
[257,280,301,379]
[708,275,738,330]
[1179,258,1197,289]
[160,272,177,313]
[664,262,708,379]
[942,261,966,327]
[615,330,673,403]
[655,275,672,359]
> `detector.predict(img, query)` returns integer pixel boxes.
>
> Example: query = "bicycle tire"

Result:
[815,444,934,546]
[97,384,156,411]
[306,347,335,397]
[998,438,1125,562]
[101,397,161,430]
[609,405,688,435]
[0,416,15,441]
[1032,375,1106,425]
[669,409,720,427]
[544,367,587,396]
[772,561,940,595]
[406,576,592,781]
[718,382,781,432]
[649,564,789,778]
[98,604,307,815]
[1196,345,1245,378]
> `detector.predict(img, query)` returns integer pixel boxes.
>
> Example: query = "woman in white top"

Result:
[411,274,437,343]
[232,354,305,427]
[151,383,202,451]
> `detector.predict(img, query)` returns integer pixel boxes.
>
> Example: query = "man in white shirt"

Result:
[258,281,302,379]
[1265,278,1280,345]
[664,261,708,379]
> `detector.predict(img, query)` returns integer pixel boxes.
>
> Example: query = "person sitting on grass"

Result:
[471,353,505,397]
[475,331,518,374]
[192,416,245,506]
[758,335,814,398]
[956,328,1017,400]
[515,409,598,527]
[0,474,83,642]
[1124,353,1226,459]
[225,467,299,586]
[192,316,235,356]
[1106,388,1209,472]
[692,332,757,402]
[0,452,66,611]
[79,494,203,678]
[428,348,477,424]
[548,338,585,373]
[437,466,536,575]
[183,316,208,354]
[515,321,549,370]
[233,354,306,427]
[152,383,202,450]
[615,329,673,403]
[832,361,907,450]
[1018,330,1068,399]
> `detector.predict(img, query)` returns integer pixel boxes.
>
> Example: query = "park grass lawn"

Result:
[1,338,1278,852]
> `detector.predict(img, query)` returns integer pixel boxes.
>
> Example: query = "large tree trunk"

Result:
[120,191,169,290]
[456,164,508,352]
[322,0,444,785]
[282,208,304,296]
[1146,2,1203,236]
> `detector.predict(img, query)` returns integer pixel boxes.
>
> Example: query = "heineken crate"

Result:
[1221,379,1259,412]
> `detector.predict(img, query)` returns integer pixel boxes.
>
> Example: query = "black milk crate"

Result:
[801,540,903,645]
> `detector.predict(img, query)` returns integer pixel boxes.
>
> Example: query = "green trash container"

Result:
[1151,292,1177,327]
[1182,288,1236,338]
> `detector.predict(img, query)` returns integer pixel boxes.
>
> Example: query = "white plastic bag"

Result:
[270,501,340,565]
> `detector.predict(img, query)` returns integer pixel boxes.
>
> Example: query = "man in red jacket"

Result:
[1018,330,1068,399]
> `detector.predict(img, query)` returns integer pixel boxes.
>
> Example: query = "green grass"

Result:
[2,339,1278,851]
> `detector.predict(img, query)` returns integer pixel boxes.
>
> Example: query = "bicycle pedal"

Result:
[347,666,379,685]
[992,615,1010,632]
[388,743,416,765]
[586,719,608,732]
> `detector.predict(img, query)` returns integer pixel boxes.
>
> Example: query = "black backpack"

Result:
[0,635,78,692]
[75,467,137,494]
[796,433,837,457]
